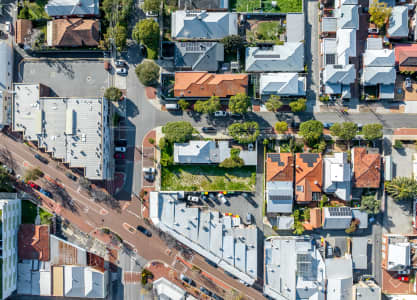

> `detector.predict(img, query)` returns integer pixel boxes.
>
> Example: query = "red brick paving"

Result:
[145,87,157,99]
[143,131,156,147]
[123,271,141,283]
[382,269,415,294]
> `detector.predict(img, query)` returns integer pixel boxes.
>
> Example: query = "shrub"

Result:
[148,138,155,145]
[394,140,403,149]
[135,61,160,86]
[104,87,123,102]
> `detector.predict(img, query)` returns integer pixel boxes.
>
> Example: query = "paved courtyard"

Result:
[20,59,110,98]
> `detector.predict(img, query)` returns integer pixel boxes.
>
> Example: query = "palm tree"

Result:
[385,177,417,201]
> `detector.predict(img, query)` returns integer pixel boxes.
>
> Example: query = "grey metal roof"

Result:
[171,11,237,39]
[341,0,358,4]
[355,282,381,300]
[174,42,224,72]
[45,0,99,17]
[379,84,395,99]
[337,29,356,65]
[178,0,228,9]
[276,216,294,230]
[322,38,337,54]
[323,152,351,201]
[351,208,368,229]
[323,64,356,84]
[260,73,306,96]
[342,84,351,99]
[0,41,12,92]
[363,49,395,67]
[366,38,383,50]
[323,207,352,229]
[267,181,293,213]
[322,18,337,32]
[388,6,409,38]
[326,257,353,300]
[245,43,304,72]
[352,237,368,269]
[337,5,359,30]
[362,66,396,85]
[287,13,305,43]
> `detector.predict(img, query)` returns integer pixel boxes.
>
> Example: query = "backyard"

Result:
[231,0,302,12]
[22,200,53,225]
[161,165,256,191]
[247,21,285,43]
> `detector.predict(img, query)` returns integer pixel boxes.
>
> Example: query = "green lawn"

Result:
[161,165,256,191]
[254,21,285,41]
[235,0,262,12]
[262,0,302,13]
[22,200,53,225]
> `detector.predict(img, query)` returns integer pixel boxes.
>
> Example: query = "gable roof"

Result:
[322,17,337,32]
[266,153,294,182]
[15,19,33,45]
[260,73,306,96]
[174,72,248,98]
[323,152,351,201]
[245,43,304,72]
[336,29,356,65]
[18,224,50,261]
[174,42,224,72]
[267,181,293,213]
[171,11,237,39]
[45,0,99,17]
[395,44,417,70]
[337,4,359,30]
[352,237,368,269]
[295,153,323,203]
[388,6,409,38]
[323,64,356,85]
[363,49,395,67]
[362,66,396,85]
[47,18,100,47]
[352,148,381,188]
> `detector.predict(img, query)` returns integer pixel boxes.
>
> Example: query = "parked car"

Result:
[140,45,147,57]
[323,122,334,129]
[115,147,126,153]
[115,140,127,147]
[405,77,412,89]
[212,294,224,300]
[230,113,243,119]
[28,181,40,190]
[246,213,252,224]
[5,21,11,33]
[202,127,217,133]
[199,287,213,297]
[187,195,199,202]
[142,167,156,174]
[398,276,409,282]
[65,172,77,181]
[179,274,195,286]
[214,111,228,117]
[34,153,49,164]
[217,193,228,205]
[144,173,154,182]
[116,68,128,75]
[146,11,158,17]
[114,153,125,159]
[136,225,152,237]
[115,60,126,67]
[368,27,379,34]
[39,188,52,198]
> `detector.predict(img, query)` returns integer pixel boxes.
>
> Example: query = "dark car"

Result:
[137,225,152,237]
[115,60,126,67]
[65,172,77,181]
[202,127,217,133]
[39,188,52,198]
[212,294,224,300]
[115,140,128,147]
[34,153,49,164]
[114,153,125,159]
[144,173,154,182]
[230,113,243,119]
[200,287,213,297]
[180,274,195,286]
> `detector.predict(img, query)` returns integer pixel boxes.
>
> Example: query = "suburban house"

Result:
[295,153,323,203]
[323,64,356,98]
[173,140,257,165]
[0,41,13,130]
[178,0,229,10]
[174,42,224,72]
[173,72,248,98]
[323,152,351,201]
[15,19,33,46]
[351,147,381,189]
[336,0,359,30]
[263,236,326,300]
[245,43,304,72]
[387,6,409,39]
[47,18,100,47]
[361,42,396,100]
[265,153,294,214]
[150,192,258,285]
[394,43,417,72]
[325,256,353,300]
[171,11,237,40]
[13,83,111,180]
[382,235,412,273]
[353,280,381,300]
[260,73,306,97]
[352,237,368,270]
[44,0,100,18]
[322,207,352,230]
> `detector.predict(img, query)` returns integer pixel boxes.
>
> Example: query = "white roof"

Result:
[388,243,411,271]
[326,256,353,300]
[388,6,409,38]
[337,4,359,30]
[337,29,356,65]
[153,277,186,300]
[323,152,351,201]
[45,0,99,17]
[64,266,107,298]
[363,49,395,66]
[0,41,13,92]
[260,73,306,96]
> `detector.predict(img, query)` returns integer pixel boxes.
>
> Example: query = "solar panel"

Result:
[254,54,281,59]
[268,154,285,166]
[328,207,351,217]
[269,195,290,201]
[299,153,320,167]
[325,54,336,65]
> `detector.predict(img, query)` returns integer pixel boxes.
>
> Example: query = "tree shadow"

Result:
[43,180,79,214]
[125,98,139,118]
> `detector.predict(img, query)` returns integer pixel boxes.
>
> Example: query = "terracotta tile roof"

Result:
[50,18,100,47]
[295,153,323,203]
[15,19,32,45]
[174,72,248,98]
[18,224,50,261]
[394,128,417,135]
[352,147,381,188]
[310,207,322,229]
[395,43,417,63]
[266,153,294,182]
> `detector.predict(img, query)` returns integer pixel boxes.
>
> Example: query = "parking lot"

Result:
[20,59,109,97]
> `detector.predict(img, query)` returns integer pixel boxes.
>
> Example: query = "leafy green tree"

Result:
[143,0,161,12]
[362,123,383,142]
[194,96,221,114]
[275,121,288,134]
[289,98,307,113]
[104,24,127,51]
[394,140,403,149]
[0,168,13,193]
[265,95,282,112]
[162,121,194,143]
[104,87,123,101]
[219,157,244,168]
[369,0,392,29]
[385,177,417,201]
[228,122,260,144]
[229,93,250,114]
[177,99,189,111]
[18,5,30,19]
[135,61,159,86]
[220,35,245,54]
[132,19,159,51]
[102,0,134,23]
[299,120,323,144]
[330,122,358,148]
[360,195,381,214]
[24,168,44,181]
[345,219,359,234]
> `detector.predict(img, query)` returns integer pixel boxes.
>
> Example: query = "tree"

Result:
[345,219,359,234]
[369,0,392,29]
[132,19,159,51]
[362,123,383,142]
[143,0,160,12]
[265,95,282,112]
[330,122,358,148]
[0,168,13,193]
[219,157,244,168]
[24,168,44,181]
[394,140,403,149]
[360,195,381,214]
[104,87,123,102]
[102,0,134,23]
[299,120,323,144]
[289,98,307,113]
[275,121,288,134]
[220,35,245,54]
[79,177,91,191]
[177,99,189,111]
[162,121,194,143]
[385,177,417,202]
[193,96,221,114]
[229,93,250,114]
[148,138,155,145]
[104,24,127,51]
[228,122,260,144]
[135,61,159,86]
[18,5,30,19]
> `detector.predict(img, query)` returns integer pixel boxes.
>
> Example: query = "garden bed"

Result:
[22,200,53,225]
[231,0,302,12]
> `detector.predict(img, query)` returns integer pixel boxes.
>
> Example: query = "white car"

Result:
[4,21,11,33]
[217,193,228,205]
[405,77,412,89]
[116,68,128,75]
[214,111,228,117]
[115,147,126,152]
[187,195,199,202]
[142,167,156,174]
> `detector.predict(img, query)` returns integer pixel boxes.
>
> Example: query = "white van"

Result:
[166,103,179,110]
